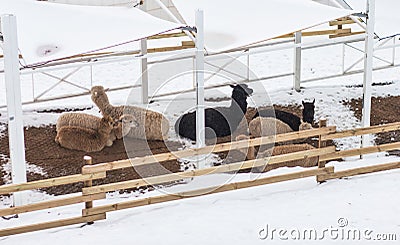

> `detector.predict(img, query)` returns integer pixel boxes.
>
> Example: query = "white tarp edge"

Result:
[344,0,400,39]
[0,0,184,65]
[172,0,357,52]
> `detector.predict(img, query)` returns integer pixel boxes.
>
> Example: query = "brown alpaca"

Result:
[56,112,138,146]
[91,86,169,141]
[110,114,139,140]
[235,135,318,172]
[249,117,312,138]
[55,117,114,152]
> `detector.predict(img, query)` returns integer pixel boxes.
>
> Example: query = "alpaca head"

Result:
[116,114,139,137]
[230,84,253,98]
[118,114,139,128]
[302,99,315,124]
[99,115,115,134]
[299,121,313,130]
[229,84,253,112]
[91,86,109,106]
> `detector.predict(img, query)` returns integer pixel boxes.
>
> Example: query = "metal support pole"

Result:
[1,14,28,206]
[195,10,205,169]
[293,31,302,92]
[140,38,149,104]
[247,49,250,82]
[361,0,375,148]
[392,37,396,66]
[342,43,345,74]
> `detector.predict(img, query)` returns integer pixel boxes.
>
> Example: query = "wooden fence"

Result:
[0,121,399,237]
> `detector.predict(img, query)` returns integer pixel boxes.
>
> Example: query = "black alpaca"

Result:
[175,84,254,141]
[253,99,315,131]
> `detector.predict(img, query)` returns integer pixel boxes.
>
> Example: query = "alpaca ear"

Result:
[312,98,315,104]
[230,84,235,88]
[302,100,305,106]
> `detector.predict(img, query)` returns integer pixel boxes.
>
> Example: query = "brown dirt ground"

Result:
[0,125,182,195]
[343,96,400,156]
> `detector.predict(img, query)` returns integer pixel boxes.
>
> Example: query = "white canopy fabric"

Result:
[343,0,400,39]
[0,0,184,65]
[171,0,356,52]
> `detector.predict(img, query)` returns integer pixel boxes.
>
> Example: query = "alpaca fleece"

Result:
[249,117,292,138]
[55,117,114,152]
[175,84,253,141]
[253,100,315,131]
[108,114,138,142]
[249,117,313,138]
[91,86,169,141]
[56,112,137,146]
[253,109,301,131]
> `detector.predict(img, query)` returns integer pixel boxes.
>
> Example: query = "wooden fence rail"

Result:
[0,214,106,237]
[321,122,400,141]
[0,193,105,217]
[82,166,335,216]
[0,122,400,237]
[82,126,336,174]
[0,172,106,195]
[82,146,336,195]
[318,161,400,182]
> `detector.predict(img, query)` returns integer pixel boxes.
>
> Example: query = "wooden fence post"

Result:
[317,119,328,183]
[83,156,94,225]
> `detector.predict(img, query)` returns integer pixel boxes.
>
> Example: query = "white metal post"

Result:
[342,43,345,74]
[1,15,28,206]
[361,0,375,148]
[141,38,149,104]
[392,37,396,66]
[293,31,302,92]
[195,10,205,169]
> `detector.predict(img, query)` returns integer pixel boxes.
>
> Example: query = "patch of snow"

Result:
[1,155,47,185]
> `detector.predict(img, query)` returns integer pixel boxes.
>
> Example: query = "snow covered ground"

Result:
[0,156,399,244]
[1,2,400,244]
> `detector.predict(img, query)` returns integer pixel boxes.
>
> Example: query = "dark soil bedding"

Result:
[343,96,400,156]
[0,125,182,195]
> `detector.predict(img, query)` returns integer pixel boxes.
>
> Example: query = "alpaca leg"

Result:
[106,139,113,147]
